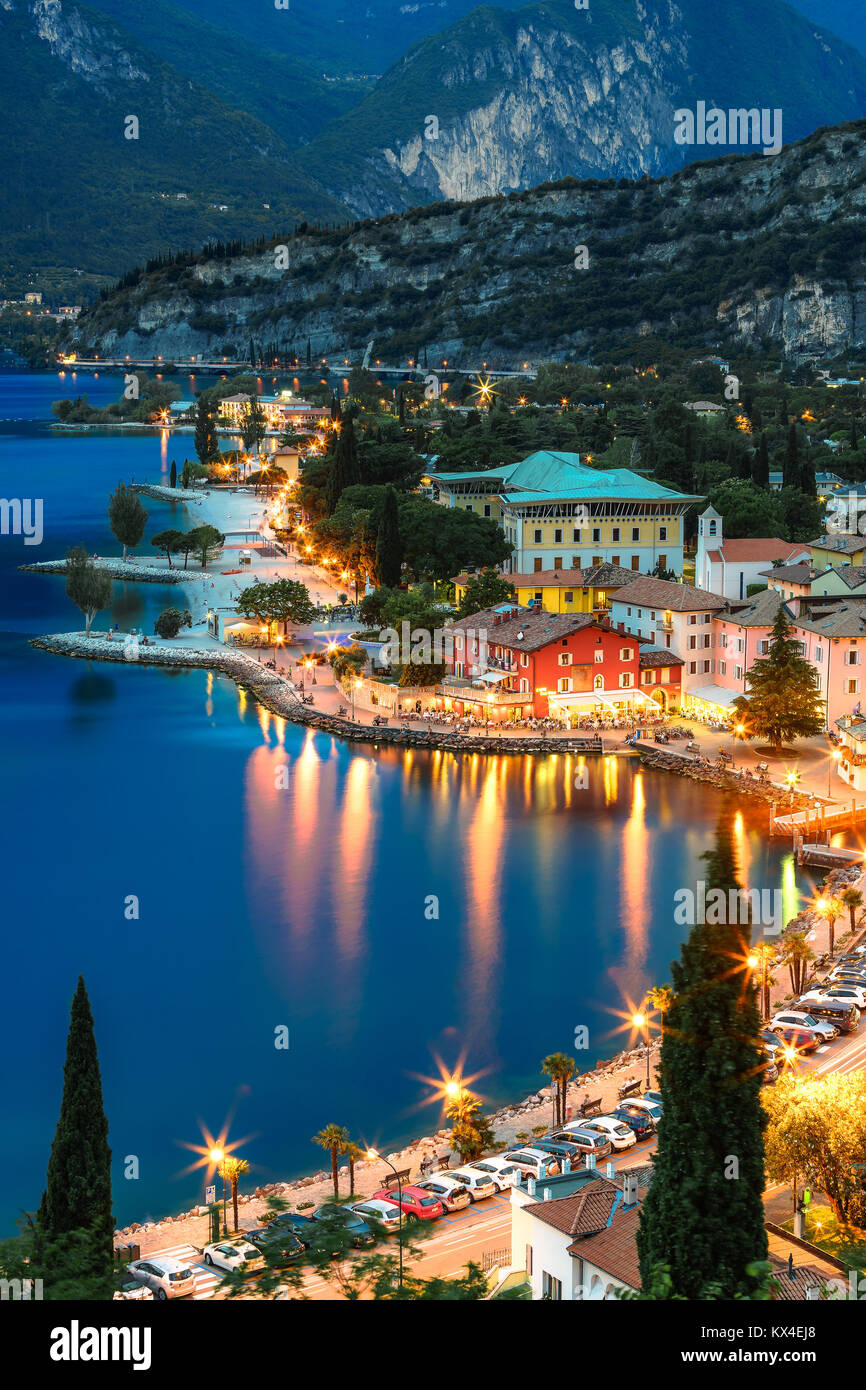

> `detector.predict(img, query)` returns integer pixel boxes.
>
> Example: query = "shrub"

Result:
[154,607,183,638]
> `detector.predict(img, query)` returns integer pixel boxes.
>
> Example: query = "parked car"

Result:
[760,1030,784,1057]
[770,1024,819,1058]
[642,1090,663,1107]
[804,983,866,1010]
[829,966,866,985]
[770,1009,838,1042]
[113,1270,153,1301]
[267,1212,313,1242]
[794,997,859,1034]
[310,1205,374,1246]
[525,1138,585,1162]
[502,1148,563,1180]
[202,1240,263,1273]
[556,1124,612,1158]
[763,1058,779,1084]
[611,1106,654,1140]
[578,1117,637,1151]
[349,1198,403,1233]
[461,1157,521,1191]
[372,1185,444,1220]
[127,1257,196,1300]
[444,1168,498,1201]
[616,1098,663,1130]
[413,1174,472,1212]
[245,1228,306,1266]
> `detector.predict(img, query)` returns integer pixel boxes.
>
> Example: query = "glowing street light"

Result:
[631,1012,651,1087]
[366,1148,403,1286]
[829,746,842,796]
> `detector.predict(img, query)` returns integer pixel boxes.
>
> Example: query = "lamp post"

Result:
[367,1149,403,1289]
[732,721,745,770]
[828,747,842,797]
[631,1012,651,1089]
[210,1148,228,1236]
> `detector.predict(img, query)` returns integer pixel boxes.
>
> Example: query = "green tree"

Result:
[169,459,177,489]
[240,392,267,470]
[37,977,114,1293]
[841,886,863,936]
[457,568,516,618]
[154,607,184,638]
[375,485,404,587]
[217,1156,250,1233]
[541,1052,575,1129]
[65,545,113,635]
[236,578,315,632]
[732,605,823,751]
[313,1124,349,1199]
[446,1094,496,1162]
[187,524,225,569]
[151,528,184,569]
[706,479,783,539]
[326,417,361,512]
[636,807,768,1299]
[194,397,220,467]
[107,481,148,560]
[752,432,770,489]
[777,930,815,996]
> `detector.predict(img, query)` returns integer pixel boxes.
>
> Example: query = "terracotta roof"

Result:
[835,566,866,590]
[639,646,684,668]
[717,538,807,563]
[565,1200,643,1289]
[769,1256,837,1301]
[613,576,727,611]
[525,1178,620,1238]
[798,598,866,638]
[449,606,605,652]
[451,563,636,590]
[810,533,866,555]
[761,564,819,584]
[719,589,783,627]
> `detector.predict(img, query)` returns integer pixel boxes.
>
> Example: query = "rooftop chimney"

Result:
[527,1177,537,1197]
[622,1172,639,1207]
[604,1161,616,1180]
[585,1153,596,1170]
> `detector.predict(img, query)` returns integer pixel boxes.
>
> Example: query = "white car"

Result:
[202,1239,263,1273]
[579,1117,637,1151]
[127,1256,196,1300]
[802,984,866,1010]
[349,1198,403,1232]
[770,1009,837,1042]
[501,1148,562,1180]
[616,1097,663,1128]
[445,1168,498,1201]
[113,1271,153,1301]
[462,1157,521,1191]
[414,1174,472,1211]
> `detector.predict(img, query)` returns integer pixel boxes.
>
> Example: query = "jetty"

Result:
[20,558,201,585]
[129,483,201,502]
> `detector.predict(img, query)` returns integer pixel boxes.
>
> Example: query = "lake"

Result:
[0,373,804,1232]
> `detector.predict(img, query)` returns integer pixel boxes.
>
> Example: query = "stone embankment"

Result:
[21,559,200,585]
[129,483,201,502]
[29,633,604,756]
[637,745,815,812]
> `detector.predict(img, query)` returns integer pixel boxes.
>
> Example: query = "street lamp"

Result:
[367,1149,403,1288]
[631,1012,651,1089]
[732,721,745,770]
[352,676,362,721]
[210,1147,228,1236]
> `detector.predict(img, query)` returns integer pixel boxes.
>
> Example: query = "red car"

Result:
[372,1186,444,1220]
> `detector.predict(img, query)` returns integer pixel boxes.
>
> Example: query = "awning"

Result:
[686,685,740,708]
[548,691,620,708]
[478,669,512,684]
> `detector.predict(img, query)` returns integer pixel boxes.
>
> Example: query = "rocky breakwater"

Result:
[636,746,815,812]
[129,483,201,502]
[30,632,608,758]
[20,558,199,586]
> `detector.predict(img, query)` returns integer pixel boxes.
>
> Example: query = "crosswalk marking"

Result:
[142,1242,222,1300]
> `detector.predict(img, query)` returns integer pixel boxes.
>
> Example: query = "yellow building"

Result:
[451,563,639,613]
[809,533,866,569]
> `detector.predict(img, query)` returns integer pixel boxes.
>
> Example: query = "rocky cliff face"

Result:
[77,119,866,365]
[307,0,866,215]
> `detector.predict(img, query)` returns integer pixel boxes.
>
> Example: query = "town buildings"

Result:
[450,562,637,614]
[426,451,698,577]
[217,392,329,432]
[695,506,809,600]
[608,576,727,699]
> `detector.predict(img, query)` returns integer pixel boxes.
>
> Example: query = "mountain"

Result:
[86,0,371,143]
[0,0,348,296]
[788,0,866,58]
[303,0,866,215]
[166,0,530,77]
[74,118,866,366]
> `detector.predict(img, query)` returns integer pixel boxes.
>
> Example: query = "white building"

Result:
[609,575,727,694]
[695,506,809,601]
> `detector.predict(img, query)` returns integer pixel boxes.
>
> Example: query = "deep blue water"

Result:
[0,375,805,1234]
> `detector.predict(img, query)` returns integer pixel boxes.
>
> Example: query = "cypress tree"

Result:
[325,417,360,512]
[306,338,312,367]
[330,392,341,422]
[170,459,177,489]
[194,398,219,466]
[752,432,769,488]
[38,978,114,1286]
[375,485,403,587]
[782,423,799,489]
[852,417,859,452]
[636,806,768,1298]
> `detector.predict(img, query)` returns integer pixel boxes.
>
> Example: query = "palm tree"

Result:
[816,895,844,956]
[749,942,777,1021]
[218,1156,250,1233]
[541,1053,575,1128]
[778,931,814,997]
[341,1141,364,1197]
[313,1124,349,1199]
[841,887,863,941]
[646,985,675,1018]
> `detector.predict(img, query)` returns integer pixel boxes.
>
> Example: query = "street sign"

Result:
[205,1185,216,1205]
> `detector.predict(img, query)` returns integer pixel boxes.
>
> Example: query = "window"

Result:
[735,665,743,680]
[558,652,572,666]
[845,649,860,666]
[688,614,697,625]
[689,635,696,650]
[520,678,529,693]
[554,556,563,569]
[719,633,727,648]
[465,504,473,511]
[657,553,667,570]
[572,528,582,542]
[564,591,574,603]
[849,679,861,695]
[594,673,604,689]
[815,647,823,662]
[719,660,727,674]
[612,527,620,542]
[631,556,640,570]
[558,677,572,693]
[632,527,640,541]
[702,613,711,624]
[702,635,711,648]
[642,669,655,684]
[454,635,463,648]
[483,504,491,517]
[701,660,711,674]
[689,661,696,674]
[619,647,633,661]
[758,640,769,655]
[592,528,600,542]
[572,556,580,569]
[533,591,542,603]
[534,529,542,543]
[594,649,604,663]
[620,672,633,688]
[592,555,603,567]
[554,529,562,543]
[612,555,620,567]
[659,527,667,541]
[542,1272,562,1300]
[665,633,671,648]
[520,653,529,668]
[709,518,717,535]
[534,557,543,572]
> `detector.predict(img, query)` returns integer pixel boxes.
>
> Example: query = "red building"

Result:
[447,606,673,723]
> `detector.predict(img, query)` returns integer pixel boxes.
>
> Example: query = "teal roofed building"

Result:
[424,451,701,578]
